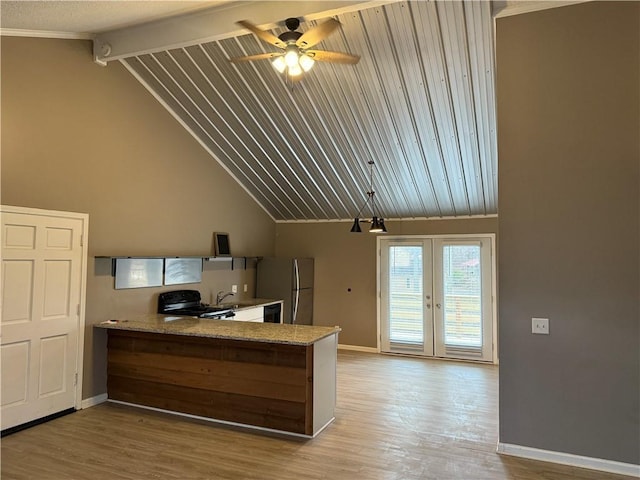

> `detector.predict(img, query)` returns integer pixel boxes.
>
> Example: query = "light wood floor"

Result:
[1,351,634,480]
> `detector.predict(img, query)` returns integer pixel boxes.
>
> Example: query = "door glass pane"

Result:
[389,246,423,345]
[442,245,482,347]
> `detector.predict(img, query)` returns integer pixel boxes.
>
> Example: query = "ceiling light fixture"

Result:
[231,17,359,81]
[272,42,315,78]
[350,161,388,234]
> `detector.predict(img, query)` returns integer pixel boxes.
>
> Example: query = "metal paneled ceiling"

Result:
[121,0,497,221]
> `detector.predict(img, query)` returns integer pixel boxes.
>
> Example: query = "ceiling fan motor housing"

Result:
[285,17,301,31]
[280,18,302,44]
[278,30,302,44]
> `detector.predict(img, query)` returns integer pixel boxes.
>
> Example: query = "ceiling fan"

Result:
[229,17,360,79]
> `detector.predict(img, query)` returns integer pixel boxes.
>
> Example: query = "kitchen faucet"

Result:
[216,290,234,305]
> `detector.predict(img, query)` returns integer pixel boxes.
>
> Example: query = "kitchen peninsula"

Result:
[96,316,340,437]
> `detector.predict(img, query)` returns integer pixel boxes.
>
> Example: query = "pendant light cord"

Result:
[354,161,376,219]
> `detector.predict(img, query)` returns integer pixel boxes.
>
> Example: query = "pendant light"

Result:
[350,161,388,234]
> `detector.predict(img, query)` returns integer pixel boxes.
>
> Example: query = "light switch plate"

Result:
[532,317,549,335]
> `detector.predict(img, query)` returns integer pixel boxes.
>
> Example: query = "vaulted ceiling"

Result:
[118,1,497,222]
[3,0,528,222]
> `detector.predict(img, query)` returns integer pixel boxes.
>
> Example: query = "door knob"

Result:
[436,303,441,309]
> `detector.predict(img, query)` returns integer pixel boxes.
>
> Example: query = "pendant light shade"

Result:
[369,216,383,233]
[350,161,388,234]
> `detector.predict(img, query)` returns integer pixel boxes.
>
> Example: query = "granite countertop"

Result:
[95,314,340,346]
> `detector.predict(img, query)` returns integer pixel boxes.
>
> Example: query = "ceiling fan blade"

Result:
[296,18,341,49]
[230,52,283,63]
[237,20,286,49]
[306,50,360,64]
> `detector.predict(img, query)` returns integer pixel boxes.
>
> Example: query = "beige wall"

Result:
[1,37,276,399]
[497,1,639,464]
[275,217,497,347]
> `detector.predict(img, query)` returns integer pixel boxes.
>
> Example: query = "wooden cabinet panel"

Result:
[105,330,321,435]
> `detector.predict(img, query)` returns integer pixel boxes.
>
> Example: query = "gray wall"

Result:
[497,2,639,464]
[276,217,497,347]
[1,37,276,399]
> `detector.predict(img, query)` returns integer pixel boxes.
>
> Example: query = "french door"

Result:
[379,236,495,362]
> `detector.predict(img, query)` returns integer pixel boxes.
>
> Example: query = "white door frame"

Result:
[1,205,89,413]
[377,234,498,364]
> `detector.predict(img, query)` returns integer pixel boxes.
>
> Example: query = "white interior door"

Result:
[1,206,88,431]
[380,235,495,363]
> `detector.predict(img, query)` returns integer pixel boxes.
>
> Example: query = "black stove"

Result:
[158,290,234,319]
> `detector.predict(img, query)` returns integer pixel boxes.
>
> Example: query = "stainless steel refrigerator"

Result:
[256,257,314,325]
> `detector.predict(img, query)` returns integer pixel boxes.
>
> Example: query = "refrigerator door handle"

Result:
[293,288,299,324]
[292,259,300,324]
[294,259,300,291]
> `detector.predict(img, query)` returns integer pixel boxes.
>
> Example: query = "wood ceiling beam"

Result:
[491,0,592,18]
[93,0,399,65]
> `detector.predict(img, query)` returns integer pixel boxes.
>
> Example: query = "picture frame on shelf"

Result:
[213,232,231,257]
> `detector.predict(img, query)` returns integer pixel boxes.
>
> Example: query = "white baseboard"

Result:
[497,442,640,478]
[80,393,108,409]
[338,344,378,353]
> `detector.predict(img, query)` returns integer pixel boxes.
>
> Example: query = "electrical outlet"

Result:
[231,284,238,294]
[532,317,549,335]
[243,284,248,293]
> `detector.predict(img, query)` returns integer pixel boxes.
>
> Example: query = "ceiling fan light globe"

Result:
[284,48,299,68]
[299,54,315,72]
[271,56,286,73]
[288,63,303,77]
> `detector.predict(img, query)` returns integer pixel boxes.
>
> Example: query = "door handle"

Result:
[436,303,441,309]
